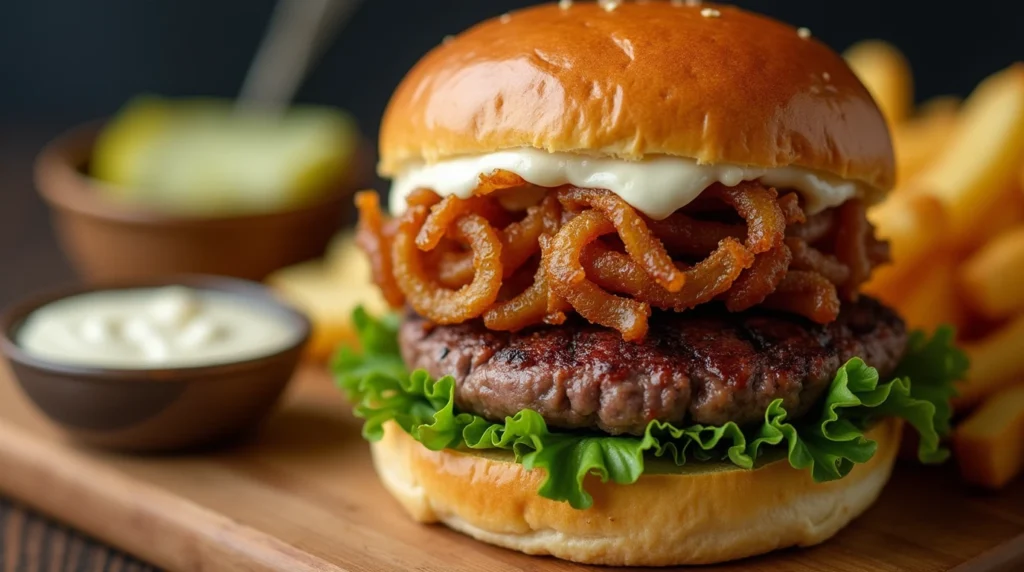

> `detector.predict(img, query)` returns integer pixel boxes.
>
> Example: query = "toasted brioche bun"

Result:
[378,1,894,197]
[371,417,902,566]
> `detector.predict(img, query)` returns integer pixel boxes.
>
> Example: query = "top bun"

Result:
[378,1,894,194]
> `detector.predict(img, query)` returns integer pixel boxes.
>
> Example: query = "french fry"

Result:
[863,192,949,303]
[915,64,1024,241]
[843,39,913,125]
[890,254,964,334]
[956,315,1024,408]
[892,96,959,187]
[325,230,372,280]
[917,94,962,117]
[960,225,1024,319]
[961,184,1024,251]
[953,384,1024,489]
[267,233,388,361]
[851,53,1024,489]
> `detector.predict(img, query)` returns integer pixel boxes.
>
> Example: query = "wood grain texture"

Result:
[1,361,1023,572]
[1,499,156,572]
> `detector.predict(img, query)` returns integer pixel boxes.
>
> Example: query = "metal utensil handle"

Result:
[237,0,362,112]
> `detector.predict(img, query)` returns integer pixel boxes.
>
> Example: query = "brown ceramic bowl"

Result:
[34,121,368,283]
[0,276,311,453]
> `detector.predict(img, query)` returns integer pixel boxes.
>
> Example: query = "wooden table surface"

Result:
[0,124,157,572]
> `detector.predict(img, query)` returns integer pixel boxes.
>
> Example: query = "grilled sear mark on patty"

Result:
[399,297,907,436]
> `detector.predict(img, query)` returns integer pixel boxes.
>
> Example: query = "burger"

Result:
[334,1,967,566]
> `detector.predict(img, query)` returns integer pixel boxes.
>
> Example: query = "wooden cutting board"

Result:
[1,360,1023,572]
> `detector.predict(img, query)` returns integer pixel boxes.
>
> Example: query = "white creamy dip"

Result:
[17,286,301,369]
[389,148,864,219]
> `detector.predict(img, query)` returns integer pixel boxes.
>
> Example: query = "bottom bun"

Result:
[370,418,903,566]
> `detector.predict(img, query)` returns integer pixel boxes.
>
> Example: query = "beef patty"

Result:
[399,297,907,436]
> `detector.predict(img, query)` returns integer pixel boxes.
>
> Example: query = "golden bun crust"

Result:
[370,418,902,566]
[379,1,894,195]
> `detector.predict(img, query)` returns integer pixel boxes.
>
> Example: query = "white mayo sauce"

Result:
[16,286,301,369]
[389,148,865,219]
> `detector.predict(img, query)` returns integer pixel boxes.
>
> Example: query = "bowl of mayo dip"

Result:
[0,276,311,452]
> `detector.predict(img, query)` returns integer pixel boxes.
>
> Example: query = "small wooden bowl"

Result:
[0,276,311,453]
[34,122,367,283]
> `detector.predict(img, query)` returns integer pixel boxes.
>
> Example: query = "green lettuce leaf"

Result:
[333,308,967,510]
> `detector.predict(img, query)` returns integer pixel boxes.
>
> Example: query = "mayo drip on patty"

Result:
[389,148,867,219]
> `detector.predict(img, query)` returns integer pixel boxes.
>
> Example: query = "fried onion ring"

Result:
[354,191,404,308]
[405,188,442,208]
[646,213,745,258]
[547,210,614,285]
[393,207,503,324]
[788,208,835,243]
[437,195,561,287]
[474,169,528,196]
[762,271,841,324]
[778,192,807,225]
[584,237,754,312]
[485,240,566,330]
[357,168,874,337]
[496,255,540,301]
[541,235,572,318]
[723,242,792,312]
[557,187,685,292]
[547,210,650,341]
[707,182,786,254]
[833,199,872,300]
[867,233,892,266]
[436,248,473,289]
[416,195,512,251]
[498,195,559,277]
[483,265,552,330]
[786,237,851,285]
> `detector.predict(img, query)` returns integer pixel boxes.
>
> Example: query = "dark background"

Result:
[3,0,1023,141]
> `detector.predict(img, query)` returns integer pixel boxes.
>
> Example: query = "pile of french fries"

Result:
[845,41,1024,489]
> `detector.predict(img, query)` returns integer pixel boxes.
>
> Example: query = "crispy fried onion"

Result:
[556,187,686,292]
[392,206,503,324]
[354,191,404,308]
[762,270,841,324]
[691,183,791,312]
[786,237,851,286]
[583,238,754,312]
[484,236,567,330]
[833,199,872,301]
[437,195,561,287]
[545,210,652,341]
[473,169,528,196]
[707,182,787,254]
[646,213,745,257]
[778,192,807,225]
[787,208,835,243]
[723,242,792,312]
[404,188,443,209]
[354,178,887,340]
[416,195,512,250]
